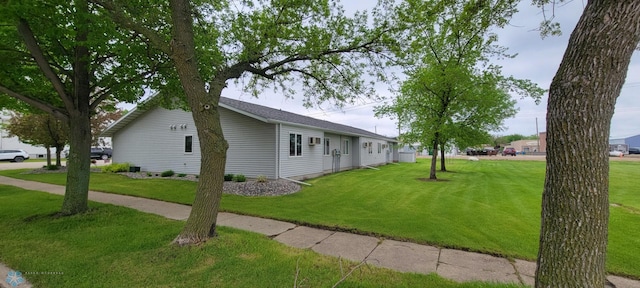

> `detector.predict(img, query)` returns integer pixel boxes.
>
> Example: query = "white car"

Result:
[0,149,30,162]
[609,150,624,157]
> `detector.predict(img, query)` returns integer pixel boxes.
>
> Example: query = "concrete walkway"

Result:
[1,176,639,288]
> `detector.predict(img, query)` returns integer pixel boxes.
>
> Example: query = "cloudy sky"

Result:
[221,1,639,139]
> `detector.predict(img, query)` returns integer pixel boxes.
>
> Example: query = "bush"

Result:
[224,174,234,181]
[233,174,246,182]
[44,165,59,171]
[177,173,187,178]
[101,163,130,173]
[146,172,153,177]
[256,175,268,183]
[160,170,175,177]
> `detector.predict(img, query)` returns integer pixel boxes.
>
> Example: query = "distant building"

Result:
[0,111,55,159]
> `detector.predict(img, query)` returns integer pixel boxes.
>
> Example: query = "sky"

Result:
[125,1,640,139]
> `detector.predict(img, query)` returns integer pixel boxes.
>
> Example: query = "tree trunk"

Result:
[535,1,640,287]
[439,143,446,172]
[55,145,63,167]
[168,0,228,245]
[60,0,92,215]
[429,135,438,180]
[45,146,52,167]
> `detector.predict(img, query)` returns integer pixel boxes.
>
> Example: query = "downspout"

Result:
[281,177,312,186]
[276,123,281,179]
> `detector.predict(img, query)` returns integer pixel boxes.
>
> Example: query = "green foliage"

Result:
[256,175,268,183]
[160,170,175,177]
[224,174,234,181]
[177,173,187,178]
[232,174,246,183]
[44,165,59,171]
[146,172,153,177]
[101,163,130,173]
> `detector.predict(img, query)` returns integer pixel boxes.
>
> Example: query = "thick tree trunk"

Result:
[45,146,52,167]
[535,1,640,287]
[60,0,92,215]
[55,145,63,167]
[169,0,228,245]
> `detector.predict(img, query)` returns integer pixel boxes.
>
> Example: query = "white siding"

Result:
[322,133,354,172]
[359,137,390,167]
[220,109,276,179]
[112,108,201,174]
[112,107,277,178]
[279,124,324,179]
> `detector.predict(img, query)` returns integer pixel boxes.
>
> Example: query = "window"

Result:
[368,142,373,154]
[289,133,302,157]
[324,138,330,155]
[343,140,349,155]
[184,135,193,153]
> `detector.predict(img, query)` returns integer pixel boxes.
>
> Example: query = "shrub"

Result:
[160,170,175,177]
[233,174,246,182]
[146,172,153,177]
[256,175,268,183]
[101,163,130,173]
[177,173,187,178]
[224,174,234,181]
[45,165,59,171]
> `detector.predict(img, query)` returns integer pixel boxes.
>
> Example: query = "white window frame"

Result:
[324,137,331,156]
[289,133,303,157]
[368,142,373,154]
[343,139,350,155]
[377,142,382,154]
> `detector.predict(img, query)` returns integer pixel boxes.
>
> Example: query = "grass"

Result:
[2,159,639,278]
[0,185,522,288]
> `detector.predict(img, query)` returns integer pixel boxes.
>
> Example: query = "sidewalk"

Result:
[1,176,638,288]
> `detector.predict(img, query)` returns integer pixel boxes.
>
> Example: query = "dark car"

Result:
[502,147,516,156]
[90,147,112,160]
[629,147,640,155]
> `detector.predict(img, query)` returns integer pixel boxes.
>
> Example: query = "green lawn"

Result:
[2,159,639,278]
[0,185,522,288]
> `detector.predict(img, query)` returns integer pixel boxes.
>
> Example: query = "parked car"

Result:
[629,147,640,154]
[0,149,30,162]
[502,147,516,156]
[90,147,112,160]
[609,150,624,157]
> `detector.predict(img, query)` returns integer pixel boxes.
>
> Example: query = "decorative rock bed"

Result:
[23,167,301,197]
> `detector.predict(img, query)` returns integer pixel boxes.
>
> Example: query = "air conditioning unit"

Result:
[309,137,316,145]
[363,142,368,148]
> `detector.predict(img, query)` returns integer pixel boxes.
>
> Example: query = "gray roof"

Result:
[103,97,396,141]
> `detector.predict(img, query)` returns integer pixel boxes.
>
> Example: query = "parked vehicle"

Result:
[629,147,640,154]
[609,150,623,157]
[502,147,516,156]
[90,147,112,160]
[0,149,30,162]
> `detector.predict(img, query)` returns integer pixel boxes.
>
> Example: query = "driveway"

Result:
[0,160,110,171]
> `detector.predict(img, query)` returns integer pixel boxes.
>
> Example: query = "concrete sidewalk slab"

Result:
[608,275,640,288]
[0,263,32,288]
[514,259,536,286]
[437,249,520,284]
[274,226,334,249]
[368,239,439,274]
[311,232,379,263]
[217,214,296,236]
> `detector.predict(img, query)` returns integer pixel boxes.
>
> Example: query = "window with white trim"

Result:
[289,133,302,157]
[378,143,382,154]
[184,135,193,153]
[343,139,349,155]
[324,138,330,155]
[368,142,373,154]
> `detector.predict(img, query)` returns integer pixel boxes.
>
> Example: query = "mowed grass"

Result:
[0,185,523,288]
[2,159,639,277]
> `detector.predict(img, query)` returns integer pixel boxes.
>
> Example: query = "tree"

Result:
[5,112,68,167]
[91,103,124,147]
[93,0,395,245]
[377,0,543,179]
[535,1,640,287]
[0,0,164,214]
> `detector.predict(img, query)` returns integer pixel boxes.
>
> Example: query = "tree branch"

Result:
[0,85,68,121]
[16,19,74,110]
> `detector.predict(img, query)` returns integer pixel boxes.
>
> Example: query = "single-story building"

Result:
[610,134,640,153]
[102,97,398,180]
